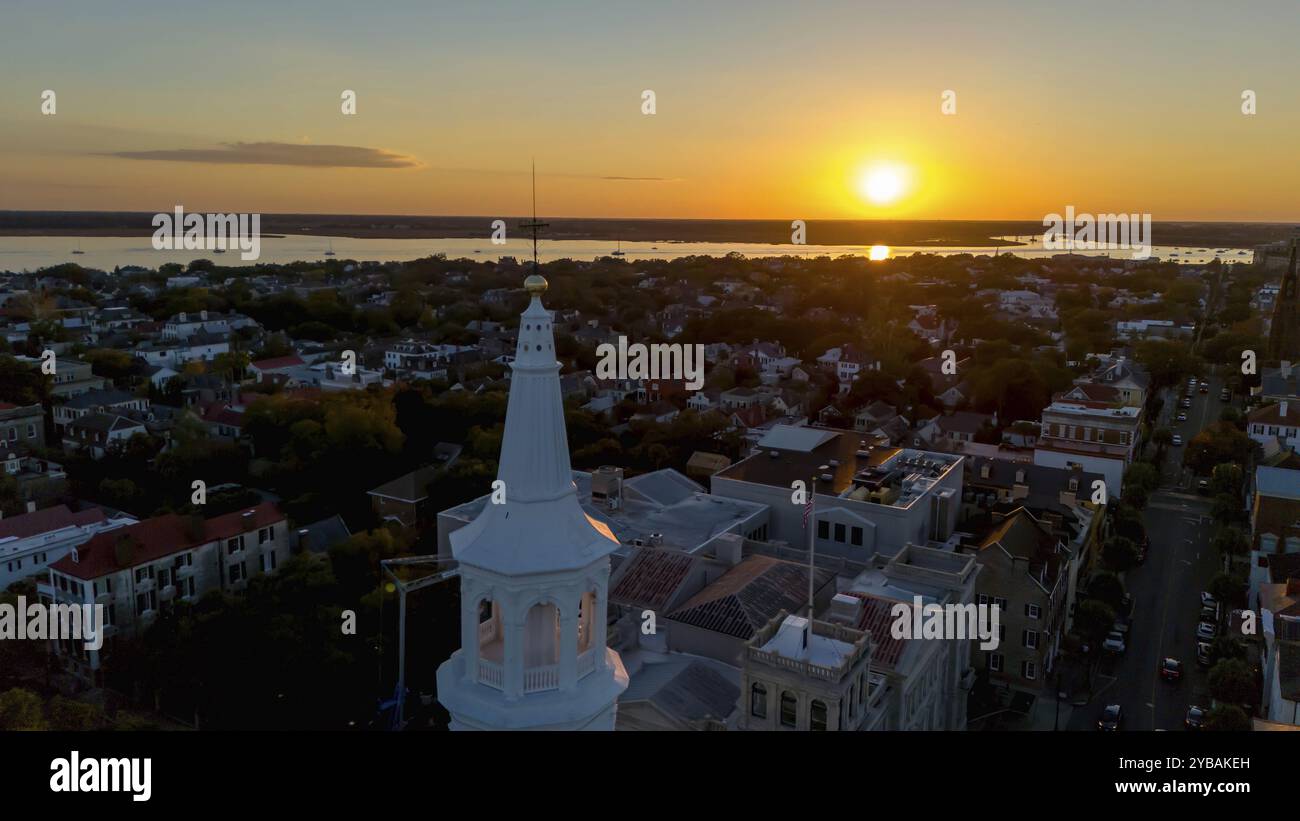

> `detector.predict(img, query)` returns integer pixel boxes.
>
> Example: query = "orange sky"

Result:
[2,1,1298,221]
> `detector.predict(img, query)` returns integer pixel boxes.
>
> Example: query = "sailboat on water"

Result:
[324,239,336,256]
[612,240,625,257]
[70,240,84,255]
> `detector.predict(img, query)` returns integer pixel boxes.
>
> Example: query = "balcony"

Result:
[95,589,112,604]
[176,563,197,579]
[226,549,246,562]
[159,585,177,601]
[139,608,157,624]
[477,658,503,690]
[523,664,559,694]
[134,577,156,593]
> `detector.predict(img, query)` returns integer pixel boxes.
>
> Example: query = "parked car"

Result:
[1172,434,1184,446]
[1103,632,1127,654]
[1220,389,1231,401]
[1201,603,1220,623]
[1196,642,1212,667]
[1180,398,1191,409]
[1160,657,1183,682]
[1185,705,1207,730]
[1177,412,1188,422]
[1112,618,1131,635]
[1196,621,1217,641]
[1098,704,1124,731]
[1197,479,1210,495]
[1201,592,1218,608]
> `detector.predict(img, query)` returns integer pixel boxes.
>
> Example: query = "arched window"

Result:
[577,589,597,653]
[810,699,828,731]
[750,683,767,718]
[524,601,561,668]
[477,597,502,662]
[780,691,797,728]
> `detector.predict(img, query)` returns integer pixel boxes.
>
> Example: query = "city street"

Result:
[1066,369,1232,730]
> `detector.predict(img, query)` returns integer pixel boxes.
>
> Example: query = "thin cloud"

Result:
[598,175,678,182]
[101,141,418,169]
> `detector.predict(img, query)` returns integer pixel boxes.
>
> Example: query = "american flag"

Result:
[803,493,814,529]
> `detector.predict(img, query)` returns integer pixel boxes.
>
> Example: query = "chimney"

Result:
[1282,401,1289,419]
[200,310,208,321]
[25,501,35,513]
[828,593,864,627]
[712,532,744,566]
[295,527,310,554]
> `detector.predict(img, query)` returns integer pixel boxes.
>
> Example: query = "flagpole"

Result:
[805,472,817,649]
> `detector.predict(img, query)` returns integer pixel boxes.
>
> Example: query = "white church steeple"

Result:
[436,274,629,730]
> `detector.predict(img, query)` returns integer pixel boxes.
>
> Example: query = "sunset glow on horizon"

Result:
[2,0,1299,221]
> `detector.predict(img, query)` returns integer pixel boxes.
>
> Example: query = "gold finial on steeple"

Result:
[524,273,548,295]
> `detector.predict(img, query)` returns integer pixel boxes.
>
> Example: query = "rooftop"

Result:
[718,425,959,509]
[49,502,283,580]
[443,468,765,555]
[1257,466,1300,500]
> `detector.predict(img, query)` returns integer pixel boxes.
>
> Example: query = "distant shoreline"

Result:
[0,212,1290,247]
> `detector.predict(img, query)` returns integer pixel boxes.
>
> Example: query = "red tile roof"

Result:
[0,505,105,541]
[668,555,835,640]
[610,549,695,610]
[49,502,284,580]
[848,592,908,670]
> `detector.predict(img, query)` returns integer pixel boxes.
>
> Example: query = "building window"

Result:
[260,549,277,573]
[750,683,767,718]
[229,562,246,584]
[1025,604,1041,620]
[810,699,828,731]
[850,526,863,546]
[780,691,797,728]
[977,594,990,606]
[834,523,846,543]
[993,597,1008,613]
[226,537,242,555]
[1023,630,1039,650]
[135,566,153,584]
[1022,660,1037,680]
[817,520,829,540]
[988,653,1003,673]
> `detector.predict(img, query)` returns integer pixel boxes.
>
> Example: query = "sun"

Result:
[856,164,910,206]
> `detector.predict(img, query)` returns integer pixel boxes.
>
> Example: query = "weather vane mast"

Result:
[519,160,548,276]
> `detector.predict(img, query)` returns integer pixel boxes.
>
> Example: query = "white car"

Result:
[1201,592,1218,607]
[1172,434,1184,446]
[1103,632,1127,654]
[1195,621,1217,641]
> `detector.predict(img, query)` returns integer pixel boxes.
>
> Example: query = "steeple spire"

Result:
[445,274,619,574]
